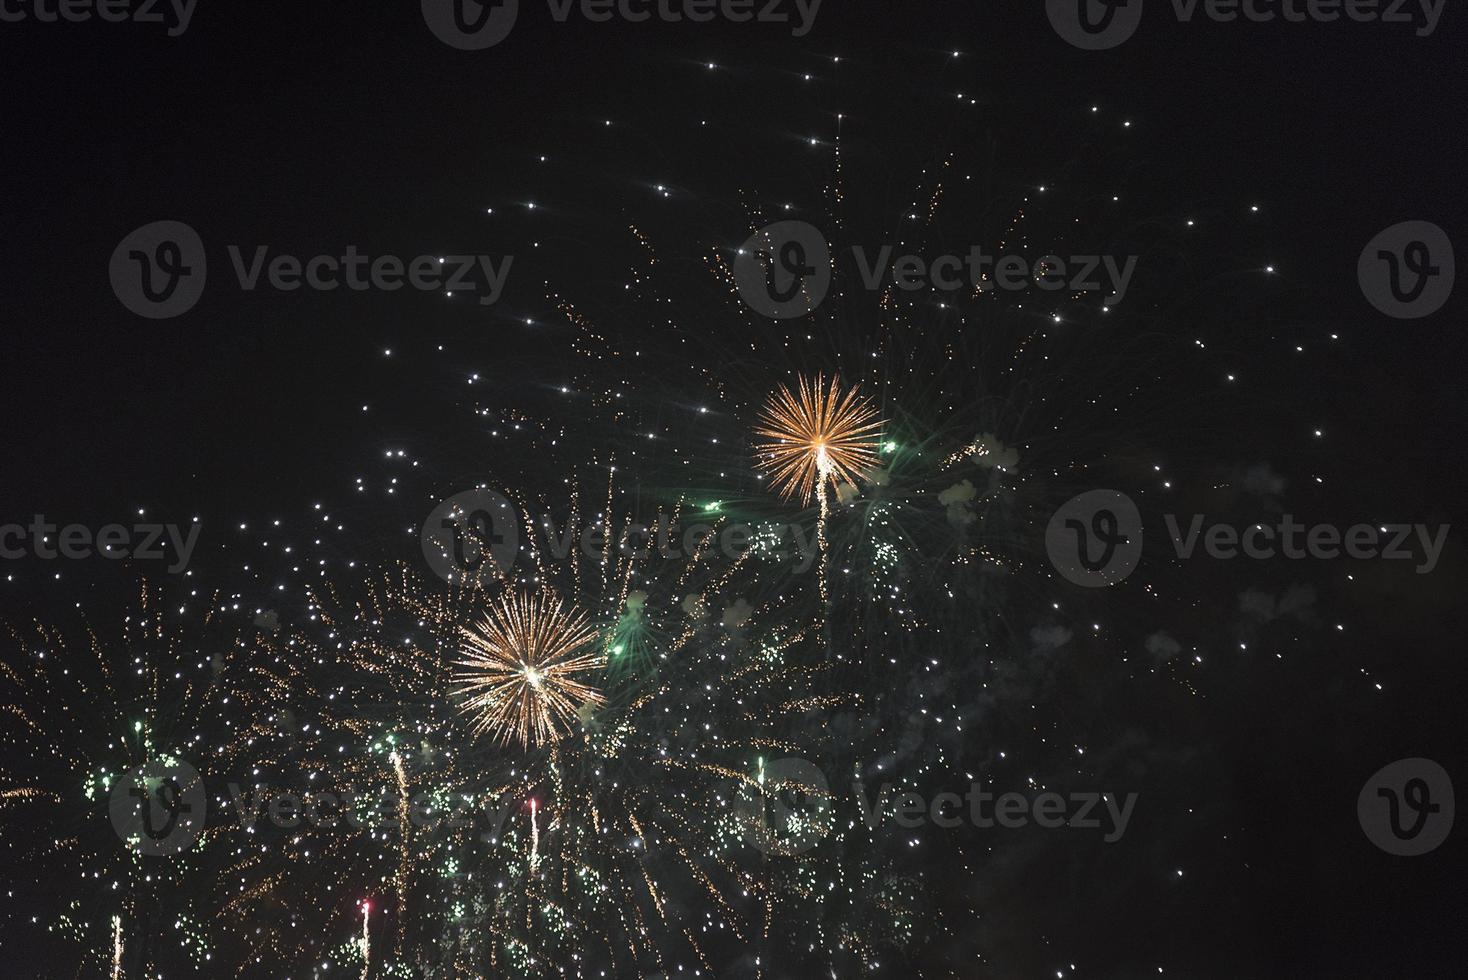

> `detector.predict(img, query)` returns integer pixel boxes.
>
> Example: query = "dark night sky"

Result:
[3,3,1464,517]
[1,1,1465,977]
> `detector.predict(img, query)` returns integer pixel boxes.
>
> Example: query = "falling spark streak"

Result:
[529,798,541,874]
[390,751,409,954]
[359,901,371,980]
[111,915,122,980]
[816,449,834,606]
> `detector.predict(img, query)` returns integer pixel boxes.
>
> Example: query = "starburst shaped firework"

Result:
[756,374,885,604]
[755,374,884,505]
[454,591,606,749]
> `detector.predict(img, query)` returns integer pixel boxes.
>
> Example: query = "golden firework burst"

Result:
[754,373,884,504]
[454,591,606,749]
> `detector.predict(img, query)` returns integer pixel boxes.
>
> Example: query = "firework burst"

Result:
[755,374,884,608]
[755,374,884,506]
[236,456,890,978]
[454,591,606,749]
[0,582,279,975]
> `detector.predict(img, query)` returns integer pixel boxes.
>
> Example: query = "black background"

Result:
[1,1,1464,976]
